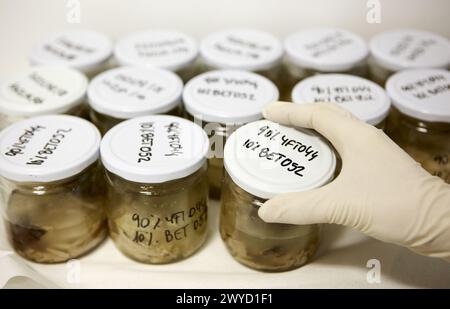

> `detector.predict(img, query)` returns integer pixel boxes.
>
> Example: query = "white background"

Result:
[0,0,449,289]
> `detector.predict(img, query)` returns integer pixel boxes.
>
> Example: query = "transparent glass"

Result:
[89,104,183,135]
[386,108,450,183]
[220,173,320,272]
[0,163,107,263]
[0,103,89,131]
[106,164,209,264]
[281,60,369,101]
[186,112,240,199]
[367,57,394,86]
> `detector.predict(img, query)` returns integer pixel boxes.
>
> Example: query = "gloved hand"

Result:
[258,101,450,261]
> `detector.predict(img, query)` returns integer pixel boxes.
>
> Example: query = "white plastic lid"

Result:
[386,69,450,123]
[114,30,198,72]
[370,29,450,72]
[101,115,208,183]
[200,29,283,71]
[0,67,88,117]
[88,66,183,119]
[0,115,100,183]
[284,27,369,72]
[29,29,113,74]
[224,120,336,199]
[292,74,391,125]
[183,70,279,124]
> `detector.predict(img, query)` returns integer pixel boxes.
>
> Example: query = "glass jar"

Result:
[182,70,279,199]
[283,27,369,100]
[0,115,106,263]
[100,115,209,263]
[87,66,184,134]
[221,120,336,272]
[114,30,199,83]
[0,66,89,130]
[199,29,284,95]
[386,69,450,183]
[291,74,391,129]
[29,29,113,78]
[369,29,450,86]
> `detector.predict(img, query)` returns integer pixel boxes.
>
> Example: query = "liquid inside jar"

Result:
[220,173,320,272]
[386,108,450,183]
[105,165,209,263]
[3,164,107,263]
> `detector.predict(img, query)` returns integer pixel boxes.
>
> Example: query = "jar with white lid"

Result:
[292,74,391,129]
[29,29,113,78]
[114,30,199,82]
[386,69,450,183]
[0,66,89,130]
[369,29,450,85]
[199,28,284,93]
[101,115,209,263]
[0,115,106,263]
[284,27,369,100]
[221,120,336,272]
[88,66,184,134]
[182,70,279,199]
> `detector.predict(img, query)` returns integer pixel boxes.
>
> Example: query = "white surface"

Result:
[386,69,450,123]
[0,67,87,116]
[1,201,450,289]
[369,29,450,72]
[183,70,279,123]
[224,120,336,199]
[29,29,113,74]
[284,28,369,71]
[200,28,283,71]
[114,30,198,71]
[100,115,209,183]
[292,74,391,125]
[0,115,100,182]
[88,66,183,119]
[1,0,450,289]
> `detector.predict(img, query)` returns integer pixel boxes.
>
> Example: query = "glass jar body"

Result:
[0,103,89,131]
[219,172,320,272]
[105,164,209,263]
[1,163,107,263]
[386,107,450,183]
[367,57,396,86]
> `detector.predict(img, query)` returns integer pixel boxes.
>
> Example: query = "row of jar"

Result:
[0,113,337,272]
[26,27,450,91]
[1,65,449,188]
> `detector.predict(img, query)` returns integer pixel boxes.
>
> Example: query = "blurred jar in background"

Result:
[369,29,450,86]
[114,30,199,83]
[283,27,369,100]
[29,29,113,78]
[0,66,88,130]
[182,70,279,199]
[0,115,106,263]
[88,66,183,134]
[386,69,450,183]
[291,74,391,129]
[199,28,283,94]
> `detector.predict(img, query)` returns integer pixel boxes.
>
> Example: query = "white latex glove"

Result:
[258,101,450,261]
